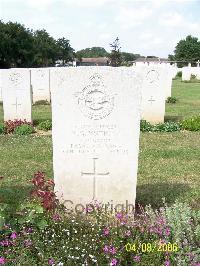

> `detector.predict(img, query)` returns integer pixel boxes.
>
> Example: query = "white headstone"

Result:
[2,68,32,122]
[30,68,51,103]
[51,67,142,209]
[182,67,191,81]
[139,66,166,123]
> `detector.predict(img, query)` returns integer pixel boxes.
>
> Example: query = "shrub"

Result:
[176,71,182,78]
[34,100,50,105]
[0,123,6,134]
[141,120,181,132]
[5,119,32,134]
[13,124,34,135]
[140,120,153,132]
[37,120,52,131]
[166,97,177,104]
[181,116,200,131]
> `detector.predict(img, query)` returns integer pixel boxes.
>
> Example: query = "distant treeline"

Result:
[0,21,142,68]
[0,21,74,68]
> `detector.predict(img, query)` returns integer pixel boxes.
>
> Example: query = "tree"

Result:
[0,21,35,68]
[174,35,200,66]
[33,29,58,67]
[0,21,75,68]
[75,47,108,60]
[56,38,74,65]
[121,52,140,66]
[109,37,122,67]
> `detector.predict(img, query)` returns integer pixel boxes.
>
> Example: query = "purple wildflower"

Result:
[133,255,141,262]
[115,212,123,220]
[0,257,6,265]
[26,227,33,233]
[52,214,62,221]
[10,232,17,239]
[48,258,55,265]
[24,239,32,247]
[103,245,109,253]
[164,260,170,266]
[110,258,118,266]
[165,227,171,236]
[125,230,131,236]
[103,228,110,236]
[109,246,117,255]
[0,240,10,247]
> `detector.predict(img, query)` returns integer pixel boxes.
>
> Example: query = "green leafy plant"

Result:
[0,123,6,134]
[13,124,34,135]
[140,120,153,132]
[33,100,50,105]
[176,71,182,78]
[166,97,177,104]
[181,116,200,131]
[141,120,181,132]
[37,120,52,131]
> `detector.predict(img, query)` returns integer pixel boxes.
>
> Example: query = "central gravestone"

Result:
[51,67,142,209]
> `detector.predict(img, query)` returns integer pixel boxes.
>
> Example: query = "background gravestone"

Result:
[139,65,166,123]
[2,68,32,122]
[30,68,51,103]
[51,67,142,208]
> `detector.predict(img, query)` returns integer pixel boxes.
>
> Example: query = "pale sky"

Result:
[1,0,200,57]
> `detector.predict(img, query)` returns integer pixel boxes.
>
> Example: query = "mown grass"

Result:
[0,79,200,211]
[165,78,200,120]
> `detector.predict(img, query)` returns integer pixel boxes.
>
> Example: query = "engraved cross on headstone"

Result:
[196,60,200,67]
[12,98,22,113]
[148,96,155,105]
[81,158,109,199]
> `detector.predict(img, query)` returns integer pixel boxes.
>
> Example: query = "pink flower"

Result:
[103,245,109,253]
[0,257,6,265]
[52,214,62,221]
[10,232,17,239]
[116,212,123,220]
[24,239,32,247]
[125,230,131,236]
[109,246,117,255]
[133,255,141,262]
[110,258,118,266]
[48,258,55,265]
[164,260,170,266]
[194,263,200,266]
[0,240,10,247]
[103,228,110,236]
[165,227,171,236]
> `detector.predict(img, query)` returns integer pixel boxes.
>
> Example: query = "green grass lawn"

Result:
[0,79,200,212]
[165,78,200,120]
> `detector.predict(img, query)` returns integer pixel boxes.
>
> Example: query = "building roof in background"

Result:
[135,57,169,63]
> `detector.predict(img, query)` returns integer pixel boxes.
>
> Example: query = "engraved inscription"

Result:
[9,72,23,87]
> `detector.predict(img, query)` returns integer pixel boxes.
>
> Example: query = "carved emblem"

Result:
[76,73,115,120]
[146,70,160,84]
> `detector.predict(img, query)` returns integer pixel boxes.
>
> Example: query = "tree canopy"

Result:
[169,35,200,66]
[75,47,109,60]
[0,21,74,68]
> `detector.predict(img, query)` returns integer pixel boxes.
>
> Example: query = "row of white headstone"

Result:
[0,66,176,210]
[182,67,200,81]
[0,65,176,124]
